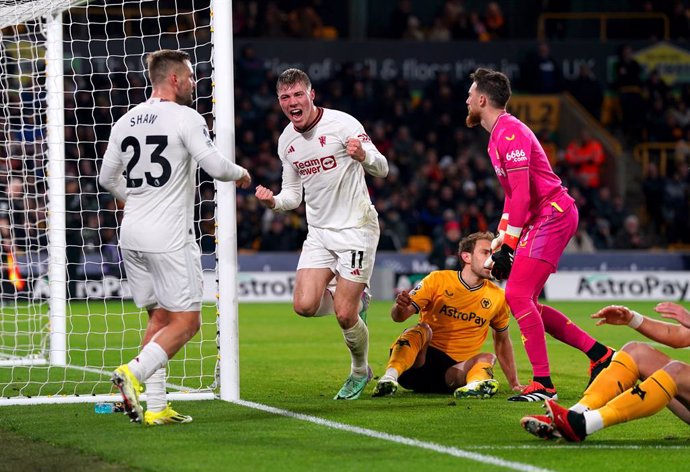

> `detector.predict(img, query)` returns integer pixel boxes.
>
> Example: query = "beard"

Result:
[465,108,481,128]
[176,90,194,107]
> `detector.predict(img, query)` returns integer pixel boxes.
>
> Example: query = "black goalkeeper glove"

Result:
[490,245,514,280]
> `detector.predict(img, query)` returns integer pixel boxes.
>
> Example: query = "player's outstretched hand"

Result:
[394,290,412,309]
[490,245,514,280]
[591,305,633,326]
[346,137,365,162]
[237,168,252,189]
[255,185,276,209]
[655,302,690,329]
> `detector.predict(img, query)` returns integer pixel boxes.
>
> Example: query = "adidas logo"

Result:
[287,145,295,154]
[350,269,361,276]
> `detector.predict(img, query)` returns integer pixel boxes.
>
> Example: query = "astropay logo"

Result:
[506,149,527,162]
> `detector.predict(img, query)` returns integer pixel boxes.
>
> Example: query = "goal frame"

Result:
[0,0,239,406]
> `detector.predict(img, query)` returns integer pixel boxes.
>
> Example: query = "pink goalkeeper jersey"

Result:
[487,113,574,226]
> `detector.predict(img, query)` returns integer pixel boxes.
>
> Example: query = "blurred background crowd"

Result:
[2,0,690,281]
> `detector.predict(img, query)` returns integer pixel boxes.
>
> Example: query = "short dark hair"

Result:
[276,68,311,94]
[146,49,191,86]
[457,231,494,268]
[470,68,511,108]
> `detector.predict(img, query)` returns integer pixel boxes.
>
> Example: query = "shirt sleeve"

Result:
[98,135,128,202]
[409,273,435,314]
[272,153,303,212]
[341,114,388,178]
[490,292,511,332]
[181,109,246,182]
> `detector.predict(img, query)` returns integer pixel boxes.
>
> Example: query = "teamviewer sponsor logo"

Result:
[293,155,337,175]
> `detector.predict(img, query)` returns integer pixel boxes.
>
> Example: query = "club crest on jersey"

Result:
[318,136,326,147]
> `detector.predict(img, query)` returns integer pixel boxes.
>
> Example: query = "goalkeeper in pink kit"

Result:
[465,68,613,401]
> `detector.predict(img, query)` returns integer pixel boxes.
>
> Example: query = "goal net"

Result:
[0,0,235,404]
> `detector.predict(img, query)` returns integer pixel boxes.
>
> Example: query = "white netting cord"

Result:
[1,0,216,401]
[0,0,79,29]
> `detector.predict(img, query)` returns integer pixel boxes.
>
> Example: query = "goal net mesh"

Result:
[0,0,218,401]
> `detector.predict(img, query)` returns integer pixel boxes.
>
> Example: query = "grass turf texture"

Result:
[1,300,689,472]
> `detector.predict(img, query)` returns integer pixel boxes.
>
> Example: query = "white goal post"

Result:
[0,0,239,405]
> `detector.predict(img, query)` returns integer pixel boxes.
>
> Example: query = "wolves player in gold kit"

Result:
[372,232,522,398]
[522,302,690,441]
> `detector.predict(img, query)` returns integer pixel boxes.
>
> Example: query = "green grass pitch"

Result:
[1,300,689,472]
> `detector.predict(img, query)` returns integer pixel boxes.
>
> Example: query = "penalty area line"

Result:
[233,399,552,472]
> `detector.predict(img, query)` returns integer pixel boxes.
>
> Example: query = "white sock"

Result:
[342,317,369,377]
[127,341,168,382]
[583,410,605,435]
[145,367,167,413]
[314,288,334,317]
[570,402,590,414]
[383,368,399,382]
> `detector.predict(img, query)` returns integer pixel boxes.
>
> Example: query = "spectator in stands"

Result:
[483,2,505,40]
[286,2,325,38]
[258,214,299,251]
[614,215,653,250]
[662,167,690,244]
[564,222,596,253]
[428,220,462,270]
[642,162,667,240]
[591,218,614,250]
[613,44,644,140]
[377,219,403,251]
[519,42,562,93]
[402,15,425,40]
[643,69,670,110]
[389,0,414,38]
[566,64,603,120]
[427,15,452,41]
[565,129,605,190]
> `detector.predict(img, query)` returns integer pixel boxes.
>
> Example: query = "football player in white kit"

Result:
[255,68,389,399]
[99,50,251,424]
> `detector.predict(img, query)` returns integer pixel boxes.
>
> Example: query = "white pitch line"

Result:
[467,444,688,450]
[233,399,552,472]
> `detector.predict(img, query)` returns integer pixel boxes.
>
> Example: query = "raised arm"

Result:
[592,303,690,349]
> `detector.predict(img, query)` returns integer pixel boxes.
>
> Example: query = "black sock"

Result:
[586,342,609,362]
[568,410,587,438]
[533,376,554,389]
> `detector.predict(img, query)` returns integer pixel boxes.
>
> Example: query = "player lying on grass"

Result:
[521,302,690,441]
[372,232,523,399]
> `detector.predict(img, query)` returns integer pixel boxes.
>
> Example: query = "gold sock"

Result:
[599,369,678,427]
[387,325,429,374]
[466,361,494,383]
[581,350,639,410]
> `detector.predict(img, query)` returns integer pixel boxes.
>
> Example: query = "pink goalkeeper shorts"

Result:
[514,200,578,270]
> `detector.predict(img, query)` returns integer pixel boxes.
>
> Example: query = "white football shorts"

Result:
[122,241,203,312]
[297,218,380,285]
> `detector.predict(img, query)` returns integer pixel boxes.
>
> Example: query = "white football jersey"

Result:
[273,107,388,229]
[102,98,221,252]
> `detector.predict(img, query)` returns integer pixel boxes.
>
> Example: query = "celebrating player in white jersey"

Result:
[255,68,389,400]
[99,49,251,424]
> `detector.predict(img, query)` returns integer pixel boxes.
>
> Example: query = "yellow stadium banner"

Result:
[633,42,690,85]
[507,95,561,133]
